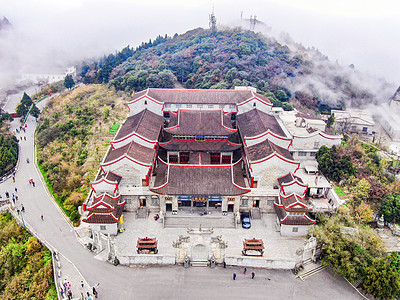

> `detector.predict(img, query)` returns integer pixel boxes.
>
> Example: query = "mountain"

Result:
[80,27,395,113]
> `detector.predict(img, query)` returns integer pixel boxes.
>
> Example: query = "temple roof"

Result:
[87,194,122,213]
[274,205,315,225]
[165,110,236,136]
[104,140,155,165]
[237,109,286,138]
[279,194,311,212]
[277,173,304,186]
[159,140,241,152]
[83,206,123,224]
[152,160,249,196]
[114,109,163,142]
[131,88,271,105]
[245,139,293,162]
[95,170,122,183]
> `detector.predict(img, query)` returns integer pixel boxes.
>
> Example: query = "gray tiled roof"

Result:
[237,109,286,138]
[165,110,235,136]
[114,109,163,141]
[104,141,155,164]
[245,139,293,162]
[152,163,249,196]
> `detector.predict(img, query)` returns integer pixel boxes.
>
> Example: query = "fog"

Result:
[1,0,399,88]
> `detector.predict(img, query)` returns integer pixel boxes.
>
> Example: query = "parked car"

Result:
[241,213,251,229]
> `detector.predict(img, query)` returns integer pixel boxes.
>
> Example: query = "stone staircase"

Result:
[191,260,209,267]
[164,213,235,228]
[296,260,327,281]
[250,208,261,219]
[136,208,149,219]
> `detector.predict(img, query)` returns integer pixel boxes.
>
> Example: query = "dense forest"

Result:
[0,213,56,299]
[80,28,394,113]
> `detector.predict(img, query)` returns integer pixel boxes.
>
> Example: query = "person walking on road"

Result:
[251,272,255,279]
[32,181,35,187]
[12,176,15,182]
[243,267,247,274]
[233,273,236,280]
[41,214,44,221]
[21,205,25,213]
[5,191,9,198]
[15,187,17,193]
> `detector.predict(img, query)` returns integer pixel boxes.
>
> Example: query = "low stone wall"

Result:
[387,223,400,236]
[118,254,176,266]
[225,255,296,269]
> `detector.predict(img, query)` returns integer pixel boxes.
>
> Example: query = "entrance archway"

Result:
[191,244,208,261]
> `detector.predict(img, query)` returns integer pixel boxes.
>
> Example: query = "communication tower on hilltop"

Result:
[250,15,257,31]
[209,6,217,33]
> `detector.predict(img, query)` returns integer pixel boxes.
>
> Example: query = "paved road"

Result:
[0,88,363,300]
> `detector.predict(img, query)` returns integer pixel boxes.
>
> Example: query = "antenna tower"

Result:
[209,6,217,33]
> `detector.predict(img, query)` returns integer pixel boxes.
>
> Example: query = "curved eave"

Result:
[90,179,119,194]
[101,155,153,173]
[293,131,343,141]
[111,132,158,149]
[248,152,300,173]
[243,130,292,148]
[236,95,273,108]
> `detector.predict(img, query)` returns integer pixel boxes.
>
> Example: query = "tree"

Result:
[64,75,74,90]
[275,90,289,102]
[327,113,335,129]
[380,194,400,223]
[350,178,371,204]
[363,254,400,299]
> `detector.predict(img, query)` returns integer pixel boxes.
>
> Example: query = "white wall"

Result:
[237,98,272,115]
[127,96,164,116]
[88,223,118,236]
[280,224,311,237]
[101,161,148,186]
[291,133,342,150]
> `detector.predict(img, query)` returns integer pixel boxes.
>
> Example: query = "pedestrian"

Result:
[15,195,18,201]
[63,280,67,293]
[60,287,64,298]
[81,280,84,288]
[67,290,72,300]
[12,198,15,205]
[32,181,35,187]
[13,176,15,182]
[5,191,9,198]
[24,136,26,140]
[17,209,20,214]
[20,137,22,141]
[251,272,255,279]
[29,180,32,185]
[21,205,25,212]
[87,291,91,298]
[93,289,98,298]
[243,267,247,274]
[41,214,44,221]
[15,187,17,193]
[233,273,236,280]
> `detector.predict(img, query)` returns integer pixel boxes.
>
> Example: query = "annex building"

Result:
[82,88,343,236]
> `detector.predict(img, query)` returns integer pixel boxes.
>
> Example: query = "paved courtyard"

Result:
[106,211,305,266]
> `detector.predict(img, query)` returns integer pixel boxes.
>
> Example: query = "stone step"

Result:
[164,215,235,228]
[250,208,261,219]
[297,265,327,281]
[191,261,209,267]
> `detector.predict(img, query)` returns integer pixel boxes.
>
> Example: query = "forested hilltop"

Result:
[81,27,394,113]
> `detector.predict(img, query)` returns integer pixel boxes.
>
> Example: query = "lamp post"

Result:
[20,210,26,230]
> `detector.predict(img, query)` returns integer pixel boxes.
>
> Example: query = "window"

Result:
[195,136,205,141]
[313,142,320,149]
[165,104,171,109]
[100,225,106,230]
[179,152,190,164]
[292,227,298,233]
[298,151,307,156]
[310,152,316,157]
[362,127,368,132]
[241,198,248,206]
[163,112,170,118]
[210,153,221,164]
[176,104,181,108]
[186,104,192,108]
[208,104,214,109]
[219,105,225,109]
[144,100,147,105]
[151,197,159,206]
[197,104,203,108]
[125,199,132,204]
[222,155,231,164]
[169,154,178,163]
[253,102,256,107]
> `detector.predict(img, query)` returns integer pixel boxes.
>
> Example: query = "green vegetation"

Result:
[16,92,40,120]
[0,213,56,299]
[0,128,18,177]
[64,74,75,90]
[35,84,129,225]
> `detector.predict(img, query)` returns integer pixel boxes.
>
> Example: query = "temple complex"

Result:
[82,88,343,235]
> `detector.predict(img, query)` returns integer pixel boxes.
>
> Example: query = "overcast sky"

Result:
[1,0,399,85]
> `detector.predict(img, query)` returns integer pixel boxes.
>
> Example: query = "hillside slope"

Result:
[81,27,395,112]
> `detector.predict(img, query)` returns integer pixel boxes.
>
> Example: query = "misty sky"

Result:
[1,0,399,85]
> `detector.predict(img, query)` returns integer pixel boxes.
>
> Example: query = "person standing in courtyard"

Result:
[243,267,247,274]
[233,273,236,280]
[251,272,255,279]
